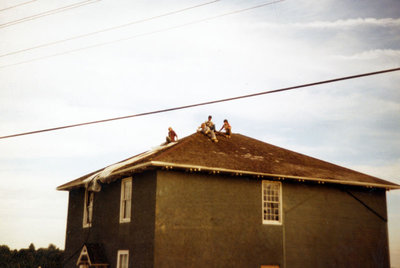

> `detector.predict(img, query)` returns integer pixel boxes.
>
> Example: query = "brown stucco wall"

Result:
[63,171,157,268]
[153,170,389,268]
[283,182,389,268]
[63,169,389,268]
[63,188,86,267]
[153,170,283,268]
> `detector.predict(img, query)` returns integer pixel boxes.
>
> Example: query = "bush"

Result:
[0,244,64,268]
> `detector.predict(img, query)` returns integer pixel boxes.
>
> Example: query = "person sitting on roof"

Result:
[197,119,218,143]
[219,119,232,138]
[205,115,218,142]
[205,115,216,131]
[197,123,208,134]
[166,127,178,144]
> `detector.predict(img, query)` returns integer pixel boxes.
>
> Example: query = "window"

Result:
[117,250,129,268]
[120,177,132,223]
[83,189,94,228]
[262,181,282,224]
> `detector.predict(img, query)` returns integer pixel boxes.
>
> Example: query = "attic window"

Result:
[83,190,94,228]
[120,177,132,223]
[262,181,282,225]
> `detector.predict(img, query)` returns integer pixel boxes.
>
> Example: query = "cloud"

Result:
[252,17,400,31]
[349,159,400,183]
[332,49,400,60]
[290,17,400,29]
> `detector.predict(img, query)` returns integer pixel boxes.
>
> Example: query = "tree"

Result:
[0,243,64,268]
[0,245,11,267]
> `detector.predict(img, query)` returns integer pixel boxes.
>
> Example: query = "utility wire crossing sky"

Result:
[0,0,37,12]
[0,67,399,140]
[0,0,283,69]
[0,0,100,29]
[0,0,221,58]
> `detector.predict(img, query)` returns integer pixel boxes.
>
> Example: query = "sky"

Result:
[0,0,399,265]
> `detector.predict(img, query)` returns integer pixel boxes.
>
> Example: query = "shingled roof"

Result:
[57,132,399,191]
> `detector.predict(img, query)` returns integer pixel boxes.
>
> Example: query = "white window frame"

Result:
[83,189,94,228]
[120,177,132,223]
[262,180,282,225]
[116,250,129,268]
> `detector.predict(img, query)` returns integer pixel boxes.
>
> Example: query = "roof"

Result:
[57,132,400,191]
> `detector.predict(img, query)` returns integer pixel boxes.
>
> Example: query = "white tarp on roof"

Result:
[84,142,177,192]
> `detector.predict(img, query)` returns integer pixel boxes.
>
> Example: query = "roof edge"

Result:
[57,160,400,191]
[56,162,154,191]
[122,161,400,190]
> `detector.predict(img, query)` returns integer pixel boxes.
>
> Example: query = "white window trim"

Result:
[116,250,129,268]
[262,180,282,225]
[83,189,93,228]
[119,177,132,223]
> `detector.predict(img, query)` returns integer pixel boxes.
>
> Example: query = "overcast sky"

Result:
[0,0,399,265]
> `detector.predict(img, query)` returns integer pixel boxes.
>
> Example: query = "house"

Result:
[57,132,399,268]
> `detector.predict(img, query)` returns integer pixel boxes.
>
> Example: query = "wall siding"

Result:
[283,182,389,268]
[63,169,389,268]
[153,171,389,268]
[154,170,283,268]
[63,171,157,268]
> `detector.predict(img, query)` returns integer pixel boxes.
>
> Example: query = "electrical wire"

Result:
[0,0,100,29]
[0,67,398,140]
[0,0,37,12]
[0,0,221,59]
[0,0,284,70]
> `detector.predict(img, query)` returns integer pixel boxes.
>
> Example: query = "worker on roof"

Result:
[166,127,178,143]
[219,119,232,138]
[197,116,218,143]
[205,115,215,131]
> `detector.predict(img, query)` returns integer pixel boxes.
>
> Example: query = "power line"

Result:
[0,67,398,140]
[0,0,37,12]
[0,0,221,59]
[0,0,100,29]
[0,0,284,70]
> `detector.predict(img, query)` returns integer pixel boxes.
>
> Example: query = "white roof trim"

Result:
[57,159,400,191]
[153,161,400,190]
